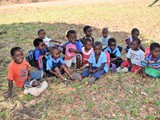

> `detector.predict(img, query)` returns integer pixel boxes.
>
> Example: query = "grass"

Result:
[0,0,160,119]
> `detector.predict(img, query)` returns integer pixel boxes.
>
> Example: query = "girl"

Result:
[80,26,94,45]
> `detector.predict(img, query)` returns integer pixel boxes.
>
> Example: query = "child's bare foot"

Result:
[32,81,41,87]
[3,91,11,98]
[71,73,82,82]
[88,77,96,85]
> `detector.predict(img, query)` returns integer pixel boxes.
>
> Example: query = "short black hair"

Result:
[84,38,92,45]
[66,30,76,38]
[38,29,45,35]
[132,37,141,45]
[83,26,91,33]
[10,47,22,56]
[131,28,139,35]
[50,46,59,52]
[150,42,160,51]
[33,38,43,47]
[108,38,116,46]
[93,41,102,49]
[102,27,108,32]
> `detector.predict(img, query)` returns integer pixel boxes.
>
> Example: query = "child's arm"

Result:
[69,48,82,54]
[140,44,145,52]
[3,79,13,98]
[89,63,93,73]
[50,39,61,44]
[92,63,105,73]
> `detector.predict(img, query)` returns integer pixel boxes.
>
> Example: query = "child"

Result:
[81,39,93,70]
[73,41,108,85]
[141,42,160,78]
[3,47,43,98]
[125,28,145,52]
[104,38,124,68]
[33,38,48,68]
[121,38,145,73]
[38,29,61,47]
[80,26,94,45]
[46,46,72,81]
[98,28,111,49]
[63,30,82,69]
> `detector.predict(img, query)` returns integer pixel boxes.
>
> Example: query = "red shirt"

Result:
[7,60,30,88]
[82,47,93,64]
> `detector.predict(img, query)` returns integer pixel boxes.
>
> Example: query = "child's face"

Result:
[102,30,108,38]
[68,33,77,44]
[109,42,116,50]
[151,47,160,58]
[94,45,102,55]
[38,31,46,39]
[12,49,24,64]
[131,41,139,50]
[37,42,45,50]
[51,49,60,59]
[132,31,139,38]
[85,28,92,37]
[85,41,92,50]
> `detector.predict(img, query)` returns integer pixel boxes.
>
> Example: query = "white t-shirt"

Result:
[126,48,145,66]
[98,35,111,48]
[43,37,52,47]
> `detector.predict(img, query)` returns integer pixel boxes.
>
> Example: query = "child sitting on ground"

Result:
[98,28,111,49]
[63,30,82,69]
[38,29,61,47]
[80,26,94,45]
[46,46,73,82]
[121,38,145,73]
[125,28,145,52]
[3,47,43,98]
[141,42,160,78]
[81,39,93,70]
[104,38,124,68]
[73,41,108,85]
[33,38,49,69]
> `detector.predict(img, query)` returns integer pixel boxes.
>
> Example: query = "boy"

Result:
[98,28,111,49]
[33,38,48,68]
[141,42,160,78]
[63,30,82,69]
[121,38,145,73]
[104,38,124,68]
[38,29,61,47]
[46,46,72,81]
[72,42,108,85]
[3,47,43,98]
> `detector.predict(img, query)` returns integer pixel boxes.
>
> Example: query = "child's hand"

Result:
[111,58,117,62]
[69,48,76,53]
[89,69,93,73]
[92,69,97,73]
[3,91,11,98]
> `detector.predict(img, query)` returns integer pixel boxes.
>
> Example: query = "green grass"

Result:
[0,0,160,119]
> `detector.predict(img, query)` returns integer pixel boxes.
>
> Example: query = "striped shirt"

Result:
[141,53,160,70]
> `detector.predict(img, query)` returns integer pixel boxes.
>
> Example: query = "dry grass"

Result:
[0,0,160,119]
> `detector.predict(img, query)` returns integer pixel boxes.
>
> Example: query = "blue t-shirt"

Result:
[34,48,47,61]
[64,41,82,52]
[88,52,108,72]
[104,46,121,58]
[141,53,160,70]
[46,55,65,70]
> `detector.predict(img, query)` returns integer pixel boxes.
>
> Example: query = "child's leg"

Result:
[54,67,67,81]
[131,65,141,73]
[65,59,72,68]
[76,54,81,69]
[121,60,130,67]
[60,64,72,78]
[81,67,90,78]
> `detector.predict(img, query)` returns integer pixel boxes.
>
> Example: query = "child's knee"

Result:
[54,67,60,72]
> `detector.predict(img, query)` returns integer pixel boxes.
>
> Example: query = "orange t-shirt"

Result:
[7,60,30,88]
